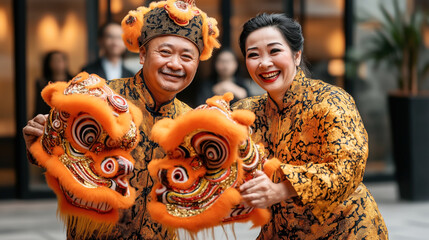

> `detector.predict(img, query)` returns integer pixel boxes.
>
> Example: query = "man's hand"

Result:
[22,114,47,150]
[239,170,298,209]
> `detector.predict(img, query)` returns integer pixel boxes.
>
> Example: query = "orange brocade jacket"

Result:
[232,70,388,239]
[67,70,189,239]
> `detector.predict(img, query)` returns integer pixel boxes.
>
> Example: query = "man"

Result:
[23,0,220,239]
[82,22,135,80]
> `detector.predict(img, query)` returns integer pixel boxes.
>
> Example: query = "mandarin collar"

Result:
[133,70,177,117]
[266,68,306,114]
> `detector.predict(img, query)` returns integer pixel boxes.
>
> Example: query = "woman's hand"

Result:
[212,81,247,99]
[22,114,47,149]
[239,170,298,209]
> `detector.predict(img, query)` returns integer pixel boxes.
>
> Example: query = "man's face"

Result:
[100,24,126,58]
[140,35,200,98]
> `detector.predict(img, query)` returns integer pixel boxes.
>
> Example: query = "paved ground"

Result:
[0,182,428,240]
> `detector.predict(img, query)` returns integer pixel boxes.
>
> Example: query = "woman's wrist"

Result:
[277,180,298,202]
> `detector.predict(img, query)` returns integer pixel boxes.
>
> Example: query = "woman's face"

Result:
[215,51,238,79]
[245,27,301,98]
[50,53,67,74]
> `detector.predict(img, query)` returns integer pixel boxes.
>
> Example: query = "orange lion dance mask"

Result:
[28,72,142,238]
[148,93,281,233]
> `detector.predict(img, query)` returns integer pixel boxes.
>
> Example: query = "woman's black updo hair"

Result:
[239,13,308,73]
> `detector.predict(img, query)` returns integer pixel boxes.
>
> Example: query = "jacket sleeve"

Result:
[280,89,369,224]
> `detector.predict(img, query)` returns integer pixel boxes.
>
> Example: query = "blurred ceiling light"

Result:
[0,8,8,40]
[61,12,79,49]
[328,59,345,77]
[326,29,345,58]
[111,0,123,14]
[37,14,60,49]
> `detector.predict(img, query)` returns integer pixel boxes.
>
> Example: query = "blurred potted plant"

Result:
[360,0,429,200]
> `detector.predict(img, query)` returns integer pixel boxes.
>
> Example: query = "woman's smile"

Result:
[259,70,281,82]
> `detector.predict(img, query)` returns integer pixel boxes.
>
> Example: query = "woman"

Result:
[35,51,73,115]
[233,13,388,239]
[197,48,250,105]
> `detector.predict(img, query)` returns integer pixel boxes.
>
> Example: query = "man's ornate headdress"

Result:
[121,0,220,60]
[28,72,142,239]
[147,93,281,234]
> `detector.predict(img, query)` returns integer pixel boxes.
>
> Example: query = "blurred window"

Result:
[0,0,15,197]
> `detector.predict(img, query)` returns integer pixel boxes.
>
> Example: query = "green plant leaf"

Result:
[356,0,429,91]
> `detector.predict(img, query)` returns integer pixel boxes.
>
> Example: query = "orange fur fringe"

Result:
[148,188,242,233]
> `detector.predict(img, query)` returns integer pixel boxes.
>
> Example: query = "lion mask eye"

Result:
[171,167,188,183]
[71,114,101,150]
[191,132,229,170]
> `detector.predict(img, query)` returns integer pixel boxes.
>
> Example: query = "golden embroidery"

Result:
[232,69,388,239]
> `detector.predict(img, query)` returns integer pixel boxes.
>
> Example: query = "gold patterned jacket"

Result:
[232,70,388,239]
[67,70,190,239]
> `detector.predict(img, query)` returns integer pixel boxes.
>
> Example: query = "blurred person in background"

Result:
[209,48,248,103]
[197,47,264,105]
[34,50,73,115]
[82,22,134,80]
